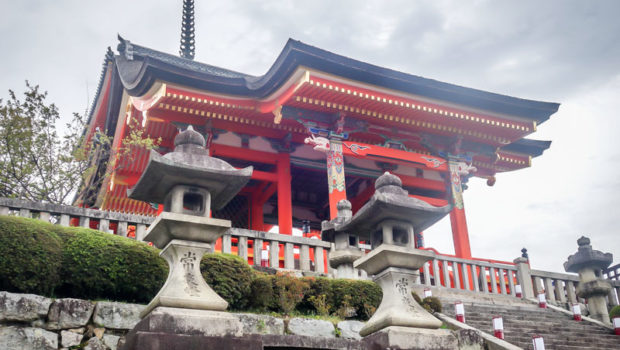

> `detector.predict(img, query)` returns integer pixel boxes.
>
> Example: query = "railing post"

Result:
[300,244,310,271]
[136,224,146,240]
[555,280,567,304]
[59,214,70,227]
[544,278,556,303]
[453,261,461,289]
[490,267,499,294]
[533,276,543,295]
[462,264,471,291]
[99,219,110,233]
[314,246,325,273]
[283,242,294,269]
[117,221,128,237]
[432,259,441,287]
[19,208,30,218]
[253,238,263,267]
[480,267,489,293]
[499,268,508,295]
[0,206,8,215]
[269,241,279,268]
[472,265,480,292]
[39,212,51,222]
[80,216,90,228]
[442,260,451,288]
[423,262,432,286]
[514,257,534,299]
[238,236,248,263]
[222,235,232,254]
[508,270,516,296]
[566,281,578,304]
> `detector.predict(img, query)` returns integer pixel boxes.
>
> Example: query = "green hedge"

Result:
[0,215,382,319]
[0,216,63,295]
[201,253,254,310]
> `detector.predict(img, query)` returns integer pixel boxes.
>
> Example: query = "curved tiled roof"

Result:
[114,36,560,124]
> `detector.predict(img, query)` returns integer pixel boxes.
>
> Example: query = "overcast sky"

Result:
[1,0,619,272]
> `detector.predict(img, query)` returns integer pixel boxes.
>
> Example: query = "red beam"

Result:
[397,174,447,193]
[211,144,278,164]
[409,194,449,207]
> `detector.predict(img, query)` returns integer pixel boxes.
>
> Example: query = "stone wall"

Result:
[0,291,370,350]
[0,291,142,350]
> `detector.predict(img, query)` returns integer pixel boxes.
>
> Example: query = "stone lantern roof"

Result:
[128,126,252,210]
[564,236,613,273]
[333,172,452,240]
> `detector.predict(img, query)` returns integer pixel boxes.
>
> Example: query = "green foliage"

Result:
[201,253,254,310]
[308,294,330,316]
[0,216,167,302]
[0,216,63,295]
[610,305,620,319]
[422,296,442,313]
[329,279,382,320]
[0,82,88,204]
[274,272,310,315]
[250,273,275,311]
[53,224,167,303]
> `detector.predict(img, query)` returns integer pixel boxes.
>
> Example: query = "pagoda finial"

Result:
[179,0,195,60]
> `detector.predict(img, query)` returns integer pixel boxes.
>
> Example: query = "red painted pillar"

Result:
[276,153,292,234]
[250,194,264,231]
[448,159,472,259]
[326,139,347,219]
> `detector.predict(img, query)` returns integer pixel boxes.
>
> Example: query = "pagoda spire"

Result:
[179,0,195,60]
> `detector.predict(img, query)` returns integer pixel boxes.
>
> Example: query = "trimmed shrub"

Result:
[0,216,63,295]
[250,273,275,311]
[273,272,310,315]
[329,279,382,320]
[201,253,254,310]
[422,296,442,313]
[299,277,331,314]
[610,305,620,319]
[54,225,167,303]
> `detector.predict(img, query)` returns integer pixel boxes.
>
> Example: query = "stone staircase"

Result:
[442,301,619,349]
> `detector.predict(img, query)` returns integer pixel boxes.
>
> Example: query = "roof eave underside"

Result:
[115,38,560,124]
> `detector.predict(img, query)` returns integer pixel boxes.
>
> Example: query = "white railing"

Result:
[530,269,620,308]
[0,197,153,238]
[420,253,519,296]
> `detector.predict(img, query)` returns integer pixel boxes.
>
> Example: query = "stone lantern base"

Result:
[140,213,232,317]
[354,245,442,337]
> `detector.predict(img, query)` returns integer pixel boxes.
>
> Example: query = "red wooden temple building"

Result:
[77,36,559,262]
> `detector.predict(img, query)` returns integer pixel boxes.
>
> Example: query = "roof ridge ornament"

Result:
[179,0,195,60]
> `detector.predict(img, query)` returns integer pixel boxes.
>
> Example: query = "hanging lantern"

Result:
[423,288,432,298]
[532,335,545,350]
[571,303,582,321]
[455,301,465,323]
[492,316,504,339]
[613,316,620,335]
[537,292,547,308]
[515,284,522,298]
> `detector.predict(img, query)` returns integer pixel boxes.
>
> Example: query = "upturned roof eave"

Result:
[113,37,560,124]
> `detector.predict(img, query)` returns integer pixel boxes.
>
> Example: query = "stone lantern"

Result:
[564,236,613,324]
[326,172,452,343]
[321,199,364,279]
[128,126,252,317]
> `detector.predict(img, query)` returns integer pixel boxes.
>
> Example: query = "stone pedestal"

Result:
[363,326,458,350]
[141,240,228,317]
[354,245,442,336]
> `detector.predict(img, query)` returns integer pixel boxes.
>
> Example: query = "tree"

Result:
[0,82,159,205]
